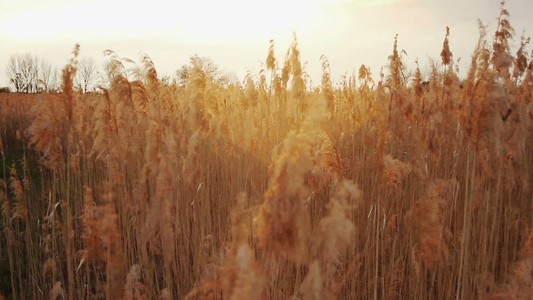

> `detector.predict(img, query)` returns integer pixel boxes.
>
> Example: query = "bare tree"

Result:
[175,55,230,87]
[6,53,43,93]
[76,56,97,93]
[20,53,39,93]
[36,59,60,93]
[49,67,61,92]
[6,55,23,92]
[39,60,53,92]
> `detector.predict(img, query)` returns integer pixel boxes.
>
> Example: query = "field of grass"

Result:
[1,5,533,300]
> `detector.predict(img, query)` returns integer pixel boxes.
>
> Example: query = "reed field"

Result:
[1,4,533,299]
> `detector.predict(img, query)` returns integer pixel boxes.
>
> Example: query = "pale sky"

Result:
[0,0,532,88]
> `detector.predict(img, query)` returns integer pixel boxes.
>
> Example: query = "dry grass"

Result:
[1,3,533,299]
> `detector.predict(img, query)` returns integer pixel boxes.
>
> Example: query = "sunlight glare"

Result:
[0,0,352,41]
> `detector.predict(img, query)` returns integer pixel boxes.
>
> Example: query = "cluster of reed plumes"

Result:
[1,3,533,299]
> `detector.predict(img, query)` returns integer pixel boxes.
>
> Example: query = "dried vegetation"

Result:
[1,2,533,299]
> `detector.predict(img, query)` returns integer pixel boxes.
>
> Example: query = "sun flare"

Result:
[0,0,352,41]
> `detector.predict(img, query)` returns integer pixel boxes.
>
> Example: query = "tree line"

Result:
[4,51,238,94]
[5,53,98,93]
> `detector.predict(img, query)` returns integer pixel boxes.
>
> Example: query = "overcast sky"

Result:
[1,0,532,88]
